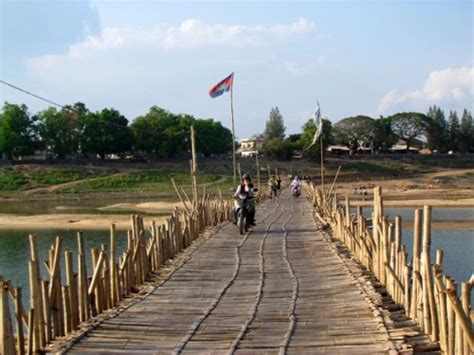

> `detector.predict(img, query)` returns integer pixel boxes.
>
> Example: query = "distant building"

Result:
[389,138,425,153]
[326,145,351,154]
[239,138,265,157]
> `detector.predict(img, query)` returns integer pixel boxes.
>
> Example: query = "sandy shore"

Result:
[0,214,167,231]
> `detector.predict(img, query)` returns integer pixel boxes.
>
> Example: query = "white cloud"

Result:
[378,67,474,113]
[26,18,315,71]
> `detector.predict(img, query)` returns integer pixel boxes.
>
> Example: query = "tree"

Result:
[262,138,294,160]
[373,116,397,152]
[194,119,232,156]
[0,102,37,158]
[298,118,333,160]
[447,110,460,151]
[37,107,80,158]
[389,112,427,151]
[80,108,133,158]
[130,106,191,157]
[332,115,375,154]
[263,107,286,140]
[459,109,473,153]
[425,105,448,152]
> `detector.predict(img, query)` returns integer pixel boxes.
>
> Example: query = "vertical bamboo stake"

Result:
[461,282,471,354]
[28,262,40,352]
[62,286,71,335]
[110,224,118,306]
[410,209,422,321]
[41,280,51,343]
[190,124,198,210]
[27,308,34,355]
[65,251,78,330]
[255,140,261,191]
[1,281,15,355]
[77,231,90,322]
[422,206,438,341]
[14,287,25,355]
[446,278,455,355]
[28,234,45,347]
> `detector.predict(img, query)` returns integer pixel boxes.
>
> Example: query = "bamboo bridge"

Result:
[1,187,472,354]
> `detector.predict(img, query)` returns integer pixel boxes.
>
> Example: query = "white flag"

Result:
[307,101,322,149]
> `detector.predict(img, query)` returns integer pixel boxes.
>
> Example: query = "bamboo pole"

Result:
[255,149,260,191]
[190,125,198,210]
[230,79,237,187]
[27,262,40,352]
[14,287,25,355]
[28,234,45,347]
[65,251,78,330]
[62,286,71,334]
[88,250,106,297]
[410,209,422,321]
[422,206,438,341]
[110,224,119,306]
[27,308,34,355]
[1,280,15,355]
[41,280,51,342]
[461,282,471,353]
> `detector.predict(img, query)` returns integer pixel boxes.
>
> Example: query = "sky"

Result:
[1,0,473,139]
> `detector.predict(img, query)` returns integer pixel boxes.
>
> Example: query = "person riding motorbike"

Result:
[291,176,302,196]
[233,173,256,226]
[268,175,278,198]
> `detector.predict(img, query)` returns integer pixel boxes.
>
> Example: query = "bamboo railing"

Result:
[0,196,232,355]
[308,184,473,354]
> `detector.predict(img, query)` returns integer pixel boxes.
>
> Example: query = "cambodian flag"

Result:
[209,73,234,98]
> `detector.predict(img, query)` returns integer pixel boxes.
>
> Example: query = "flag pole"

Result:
[320,134,324,194]
[230,77,237,187]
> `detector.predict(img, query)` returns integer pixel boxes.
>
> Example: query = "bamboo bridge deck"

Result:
[62,190,431,354]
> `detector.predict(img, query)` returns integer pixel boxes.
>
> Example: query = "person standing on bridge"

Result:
[233,173,257,226]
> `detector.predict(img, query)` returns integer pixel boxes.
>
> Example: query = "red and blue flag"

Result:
[209,73,234,98]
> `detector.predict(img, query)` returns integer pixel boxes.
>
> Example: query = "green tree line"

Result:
[260,105,473,160]
[0,102,232,159]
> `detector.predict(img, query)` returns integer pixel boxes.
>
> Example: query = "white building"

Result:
[239,138,265,157]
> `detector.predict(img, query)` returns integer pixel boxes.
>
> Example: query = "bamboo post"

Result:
[28,234,45,347]
[461,282,471,353]
[27,308,34,355]
[77,231,90,322]
[41,280,51,342]
[14,287,25,355]
[255,150,261,191]
[422,206,438,341]
[190,125,198,210]
[62,286,71,334]
[410,209,422,320]
[28,261,40,352]
[65,251,78,330]
[110,224,119,306]
[1,280,15,355]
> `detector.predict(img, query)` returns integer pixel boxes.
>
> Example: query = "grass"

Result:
[61,172,223,193]
[28,167,101,185]
[0,169,28,191]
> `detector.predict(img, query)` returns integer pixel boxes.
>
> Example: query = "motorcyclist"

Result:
[268,175,278,197]
[291,176,302,195]
[233,173,256,226]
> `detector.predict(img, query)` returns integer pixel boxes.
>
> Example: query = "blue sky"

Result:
[1,0,472,138]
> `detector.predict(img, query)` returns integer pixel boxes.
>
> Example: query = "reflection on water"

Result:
[0,229,129,309]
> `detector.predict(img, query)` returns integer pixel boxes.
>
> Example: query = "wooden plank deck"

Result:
[64,190,422,354]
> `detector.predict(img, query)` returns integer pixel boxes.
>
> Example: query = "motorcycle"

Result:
[234,190,256,235]
[292,186,301,197]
